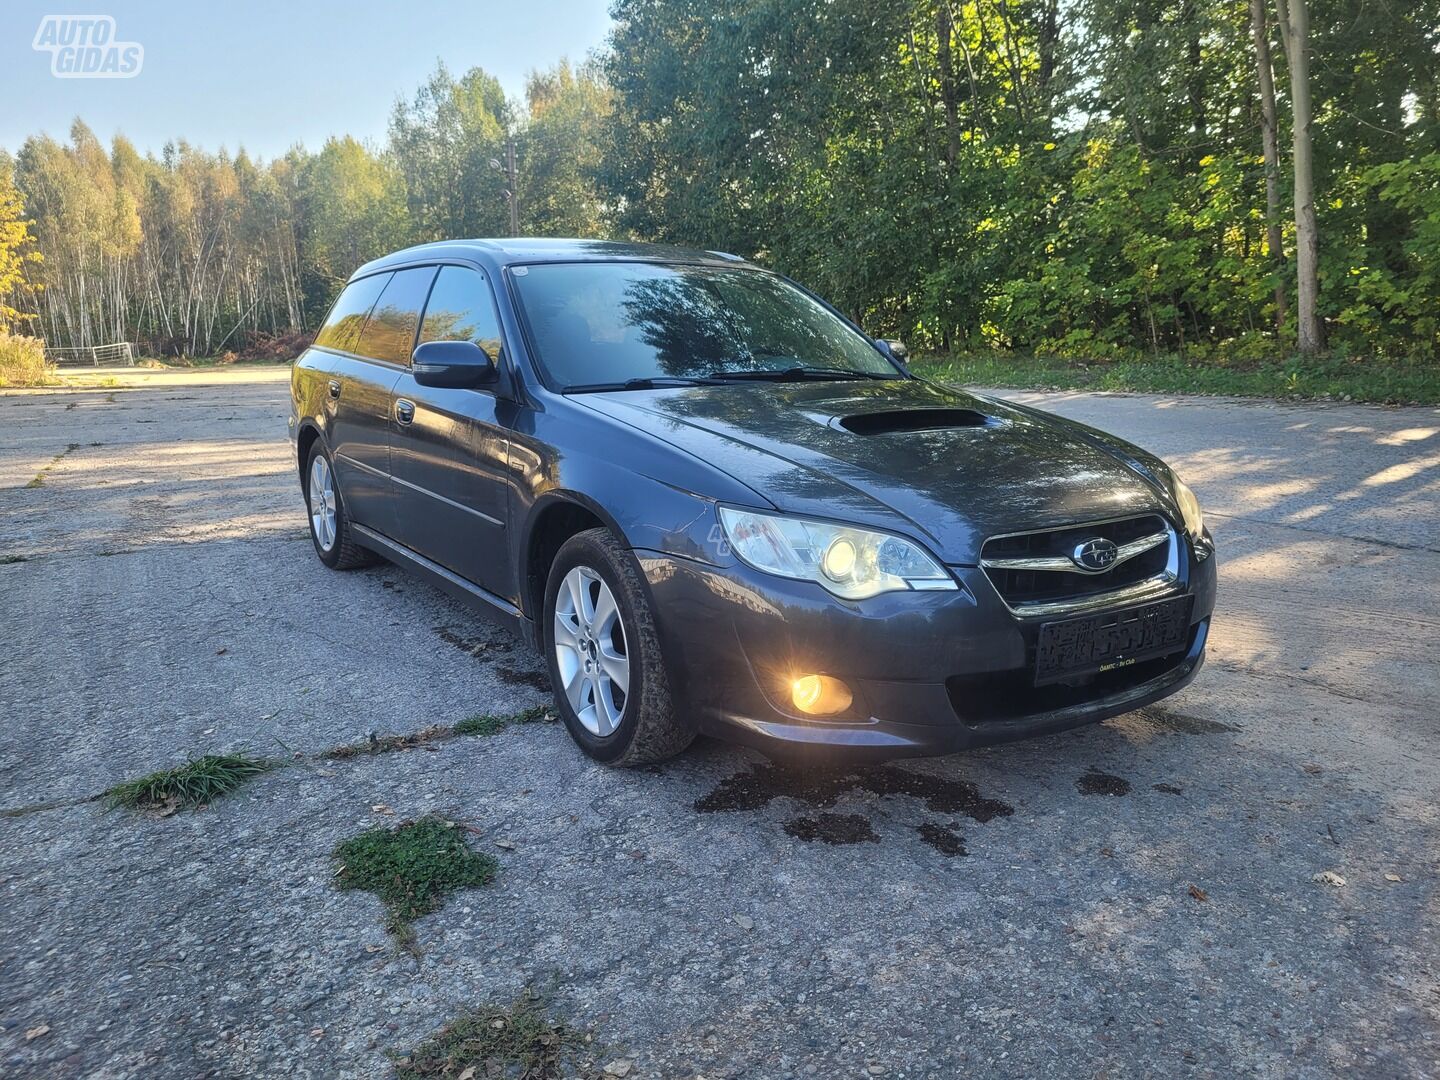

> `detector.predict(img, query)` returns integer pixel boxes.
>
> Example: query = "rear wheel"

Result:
[305,442,374,570]
[543,528,694,765]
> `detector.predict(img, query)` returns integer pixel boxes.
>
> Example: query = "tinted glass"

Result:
[314,273,389,355]
[419,266,504,361]
[509,262,897,389]
[355,266,437,364]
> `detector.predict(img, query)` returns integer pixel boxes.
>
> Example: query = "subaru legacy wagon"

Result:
[289,239,1215,765]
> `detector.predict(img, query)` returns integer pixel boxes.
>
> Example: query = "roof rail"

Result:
[705,250,746,262]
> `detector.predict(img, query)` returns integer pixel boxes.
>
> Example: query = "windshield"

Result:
[509,261,901,390]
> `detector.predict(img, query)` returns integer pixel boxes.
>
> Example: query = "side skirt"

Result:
[350,523,536,647]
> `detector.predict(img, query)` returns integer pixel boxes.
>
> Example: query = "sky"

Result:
[1,0,614,159]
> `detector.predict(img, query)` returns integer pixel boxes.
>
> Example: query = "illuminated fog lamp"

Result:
[821,537,857,582]
[791,674,854,716]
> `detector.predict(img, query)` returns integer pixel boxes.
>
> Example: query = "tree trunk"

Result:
[1249,0,1287,331]
[936,4,960,168]
[1274,0,1324,353]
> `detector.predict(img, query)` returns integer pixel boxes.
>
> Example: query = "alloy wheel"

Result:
[308,454,337,552]
[553,565,630,736]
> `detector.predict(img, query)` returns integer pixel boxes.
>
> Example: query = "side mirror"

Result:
[877,339,909,364]
[411,339,498,389]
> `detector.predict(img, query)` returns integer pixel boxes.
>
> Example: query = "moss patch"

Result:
[395,990,595,1080]
[333,816,498,947]
[322,724,454,760]
[453,705,556,737]
[104,753,274,811]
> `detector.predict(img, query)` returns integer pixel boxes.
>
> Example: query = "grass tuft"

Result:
[333,815,498,947]
[452,705,556,738]
[395,990,593,1080]
[104,753,274,811]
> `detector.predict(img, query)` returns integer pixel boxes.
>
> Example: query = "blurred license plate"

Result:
[1034,596,1193,685]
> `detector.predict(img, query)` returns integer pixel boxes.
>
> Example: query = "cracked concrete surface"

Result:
[1,371,1437,1078]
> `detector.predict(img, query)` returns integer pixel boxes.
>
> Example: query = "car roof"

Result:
[349,238,754,281]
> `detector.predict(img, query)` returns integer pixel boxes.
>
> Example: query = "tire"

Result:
[543,528,694,765]
[304,440,375,570]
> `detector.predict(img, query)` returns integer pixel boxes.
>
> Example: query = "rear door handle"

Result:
[395,398,416,426]
[327,379,341,398]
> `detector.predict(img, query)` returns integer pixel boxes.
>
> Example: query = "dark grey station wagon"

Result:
[289,239,1216,765]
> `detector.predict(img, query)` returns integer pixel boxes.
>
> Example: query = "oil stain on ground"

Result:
[783,813,879,845]
[915,821,967,856]
[696,763,1014,823]
[1076,769,1131,796]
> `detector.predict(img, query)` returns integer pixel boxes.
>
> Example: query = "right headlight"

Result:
[717,506,957,600]
[1172,477,1206,539]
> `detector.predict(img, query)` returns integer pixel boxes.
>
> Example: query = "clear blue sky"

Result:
[1,0,613,159]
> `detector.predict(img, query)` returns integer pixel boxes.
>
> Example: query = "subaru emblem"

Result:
[1072,538,1119,572]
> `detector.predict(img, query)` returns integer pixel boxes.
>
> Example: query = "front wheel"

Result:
[543,528,694,765]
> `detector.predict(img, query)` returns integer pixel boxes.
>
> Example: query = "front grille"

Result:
[980,513,1175,613]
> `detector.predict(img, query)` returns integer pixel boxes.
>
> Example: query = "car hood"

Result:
[577,378,1173,565]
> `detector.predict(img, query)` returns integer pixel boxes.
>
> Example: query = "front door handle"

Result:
[395,398,416,426]
[327,379,341,398]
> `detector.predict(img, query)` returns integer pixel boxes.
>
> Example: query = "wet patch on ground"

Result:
[915,821,967,856]
[695,763,1014,822]
[1138,705,1239,735]
[434,625,511,659]
[497,664,553,692]
[783,812,880,845]
[1076,769,1131,796]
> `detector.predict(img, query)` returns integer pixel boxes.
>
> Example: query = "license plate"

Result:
[1034,596,1193,685]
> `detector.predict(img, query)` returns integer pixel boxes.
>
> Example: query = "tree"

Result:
[0,154,42,333]
[1275,0,1324,352]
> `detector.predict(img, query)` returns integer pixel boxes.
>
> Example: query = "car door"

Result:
[312,272,399,534]
[388,264,513,599]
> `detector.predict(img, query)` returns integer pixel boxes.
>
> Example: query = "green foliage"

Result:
[452,705,556,738]
[104,753,274,810]
[5,4,1439,368]
[0,332,49,387]
[395,991,593,1080]
[333,816,498,944]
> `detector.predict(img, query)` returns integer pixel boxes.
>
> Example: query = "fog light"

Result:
[791,674,854,716]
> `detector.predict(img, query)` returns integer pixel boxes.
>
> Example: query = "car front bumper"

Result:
[634,539,1217,760]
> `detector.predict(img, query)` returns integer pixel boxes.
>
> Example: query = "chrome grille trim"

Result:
[980,514,1182,618]
[980,529,1169,574]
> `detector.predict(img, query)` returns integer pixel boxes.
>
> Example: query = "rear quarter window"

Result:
[314,274,390,355]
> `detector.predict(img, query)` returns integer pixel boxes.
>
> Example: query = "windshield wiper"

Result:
[564,375,728,393]
[704,366,897,382]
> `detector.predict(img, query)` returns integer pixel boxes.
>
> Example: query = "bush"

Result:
[0,333,50,387]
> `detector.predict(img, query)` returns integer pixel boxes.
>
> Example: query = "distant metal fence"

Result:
[43,342,136,367]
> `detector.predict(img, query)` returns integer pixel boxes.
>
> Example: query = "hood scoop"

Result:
[836,407,995,436]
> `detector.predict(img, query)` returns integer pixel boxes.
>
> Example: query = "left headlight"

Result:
[1172,477,1205,538]
[717,506,956,600]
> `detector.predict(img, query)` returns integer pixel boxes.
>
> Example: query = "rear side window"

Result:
[314,273,390,355]
[355,266,437,364]
[419,266,504,361]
